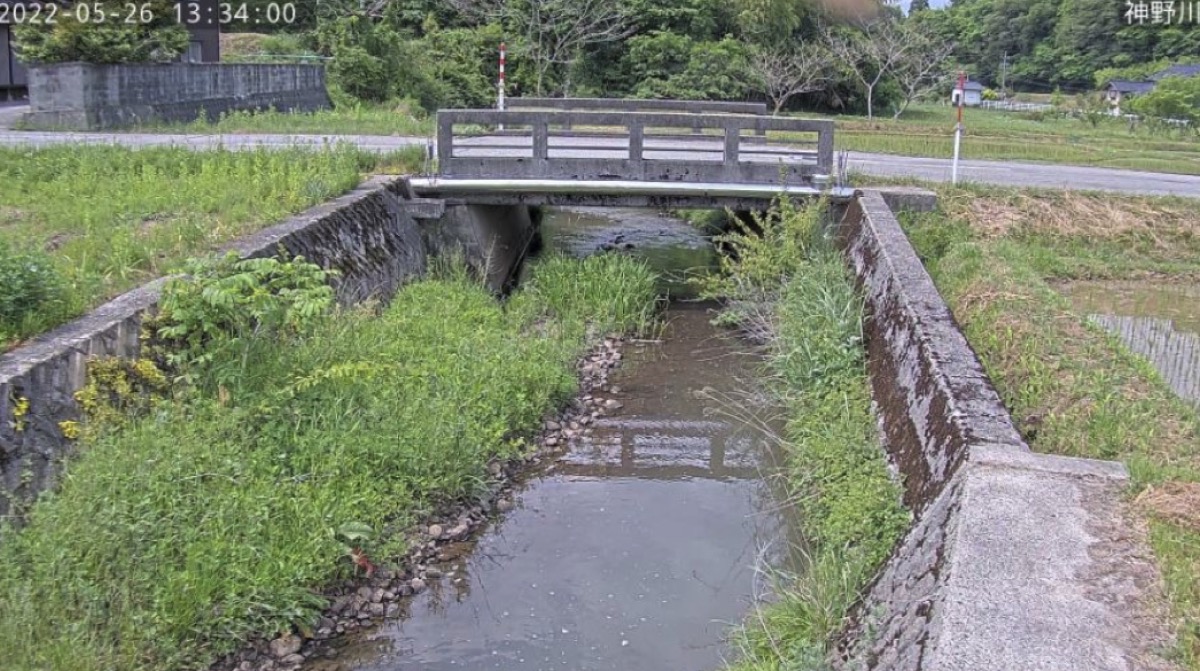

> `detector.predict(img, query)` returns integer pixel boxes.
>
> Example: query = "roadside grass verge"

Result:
[900,187,1200,667]
[807,103,1200,176]
[698,200,908,670]
[0,253,657,671]
[119,102,435,137]
[0,143,421,348]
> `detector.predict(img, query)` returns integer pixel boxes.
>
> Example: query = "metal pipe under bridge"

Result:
[409,104,849,209]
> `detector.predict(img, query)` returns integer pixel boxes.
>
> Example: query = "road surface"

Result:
[0,126,1197,198]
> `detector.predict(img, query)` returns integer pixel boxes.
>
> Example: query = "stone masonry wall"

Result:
[0,178,424,520]
[24,63,330,130]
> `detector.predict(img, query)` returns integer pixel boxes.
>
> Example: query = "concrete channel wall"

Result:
[832,191,1169,671]
[24,63,330,130]
[0,178,535,520]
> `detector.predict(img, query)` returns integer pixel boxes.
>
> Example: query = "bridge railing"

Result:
[436,109,834,185]
[504,97,769,116]
[505,98,769,134]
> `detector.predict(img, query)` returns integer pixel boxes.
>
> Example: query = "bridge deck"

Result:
[408,177,855,208]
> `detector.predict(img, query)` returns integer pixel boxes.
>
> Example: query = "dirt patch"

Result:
[1137,481,1200,533]
[0,206,27,226]
[950,191,1200,245]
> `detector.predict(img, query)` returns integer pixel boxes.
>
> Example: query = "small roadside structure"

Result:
[951,79,984,107]
[1104,79,1156,114]
[1102,63,1200,114]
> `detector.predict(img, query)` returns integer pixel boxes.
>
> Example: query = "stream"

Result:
[302,208,787,670]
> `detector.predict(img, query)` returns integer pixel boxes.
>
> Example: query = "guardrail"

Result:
[436,109,833,185]
[505,97,768,115]
[505,98,769,135]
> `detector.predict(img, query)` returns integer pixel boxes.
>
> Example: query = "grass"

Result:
[118,102,435,138]
[899,185,1200,667]
[0,254,658,671]
[698,200,908,670]
[803,103,1200,175]
[0,143,422,347]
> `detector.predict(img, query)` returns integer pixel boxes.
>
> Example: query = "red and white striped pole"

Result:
[498,42,506,130]
[952,70,965,184]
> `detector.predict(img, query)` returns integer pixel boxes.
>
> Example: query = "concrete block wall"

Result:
[832,191,1174,671]
[24,63,330,130]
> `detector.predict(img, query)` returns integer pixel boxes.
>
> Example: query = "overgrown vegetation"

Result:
[899,185,1200,668]
[14,0,187,64]
[0,144,420,348]
[697,199,908,670]
[0,252,657,671]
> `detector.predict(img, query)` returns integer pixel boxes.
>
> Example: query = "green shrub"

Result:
[0,242,64,341]
[14,0,187,64]
[156,253,335,386]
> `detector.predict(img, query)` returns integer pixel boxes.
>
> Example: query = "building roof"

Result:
[1150,64,1200,81]
[957,80,985,91]
[1105,79,1156,94]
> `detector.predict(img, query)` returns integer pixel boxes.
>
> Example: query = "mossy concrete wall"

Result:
[0,178,536,521]
[832,191,1173,671]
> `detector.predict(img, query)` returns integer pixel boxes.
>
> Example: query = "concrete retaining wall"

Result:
[831,191,1172,671]
[24,62,330,130]
[0,178,535,521]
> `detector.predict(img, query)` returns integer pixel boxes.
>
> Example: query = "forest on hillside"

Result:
[17,0,1200,115]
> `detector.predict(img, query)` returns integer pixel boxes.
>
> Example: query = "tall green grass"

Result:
[700,200,907,671]
[126,102,434,138]
[0,255,657,671]
[0,144,418,347]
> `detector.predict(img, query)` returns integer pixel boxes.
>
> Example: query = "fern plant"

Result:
[156,252,335,386]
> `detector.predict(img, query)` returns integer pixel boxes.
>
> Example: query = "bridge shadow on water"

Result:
[305,208,796,671]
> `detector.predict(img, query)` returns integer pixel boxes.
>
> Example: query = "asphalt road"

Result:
[0,126,1197,198]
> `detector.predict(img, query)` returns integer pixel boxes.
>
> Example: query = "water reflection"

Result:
[310,299,784,671]
[1059,280,1200,407]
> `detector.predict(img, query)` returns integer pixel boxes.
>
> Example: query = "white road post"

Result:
[498,42,507,131]
[952,70,965,185]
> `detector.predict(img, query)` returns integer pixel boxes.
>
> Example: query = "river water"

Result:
[302,208,786,671]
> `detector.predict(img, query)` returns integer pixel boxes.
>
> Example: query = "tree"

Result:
[824,18,910,119]
[1075,92,1110,128]
[449,0,635,95]
[751,42,831,115]
[1129,76,1200,135]
[889,23,954,118]
[14,0,187,64]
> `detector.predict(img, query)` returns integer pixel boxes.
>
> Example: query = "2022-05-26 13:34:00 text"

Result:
[0,2,298,26]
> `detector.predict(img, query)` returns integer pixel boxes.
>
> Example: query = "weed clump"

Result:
[702,199,908,670]
[0,241,65,343]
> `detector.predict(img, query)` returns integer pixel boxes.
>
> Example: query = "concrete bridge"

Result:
[408,104,848,209]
